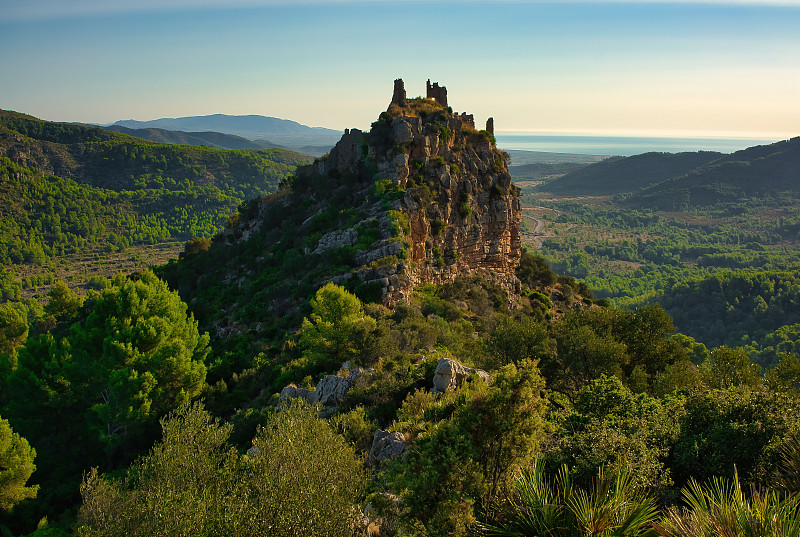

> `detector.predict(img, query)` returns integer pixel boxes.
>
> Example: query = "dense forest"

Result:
[0,109,309,292]
[3,256,800,536]
[525,138,800,370]
[1,103,800,536]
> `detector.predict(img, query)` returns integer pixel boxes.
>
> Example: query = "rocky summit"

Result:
[193,78,524,336]
[287,79,521,306]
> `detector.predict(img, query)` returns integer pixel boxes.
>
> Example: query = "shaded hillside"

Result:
[0,109,310,271]
[630,137,800,209]
[0,109,309,194]
[104,125,274,150]
[541,151,722,195]
[111,113,342,151]
[160,79,523,345]
[508,161,589,181]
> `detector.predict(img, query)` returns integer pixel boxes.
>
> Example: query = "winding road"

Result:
[521,214,552,250]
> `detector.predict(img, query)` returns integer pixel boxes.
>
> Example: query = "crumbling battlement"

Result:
[426,79,448,108]
[390,79,492,134]
[459,113,475,129]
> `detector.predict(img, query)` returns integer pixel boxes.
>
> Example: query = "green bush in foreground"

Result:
[77,401,366,537]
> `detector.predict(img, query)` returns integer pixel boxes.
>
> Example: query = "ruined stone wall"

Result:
[391,78,407,107]
[426,79,448,108]
[458,113,475,129]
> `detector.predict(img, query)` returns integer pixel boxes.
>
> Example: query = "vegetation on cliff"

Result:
[0,109,309,295]
[1,86,800,536]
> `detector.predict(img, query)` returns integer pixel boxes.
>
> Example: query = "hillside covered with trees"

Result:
[0,109,309,293]
[524,136,800,366]
[1,90,800,537]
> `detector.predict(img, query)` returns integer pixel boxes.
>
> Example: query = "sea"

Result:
[494,132,788,157]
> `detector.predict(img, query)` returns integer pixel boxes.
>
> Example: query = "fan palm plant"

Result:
[773,434,800,493]
[652,469,800,537]
[482,459,659,536]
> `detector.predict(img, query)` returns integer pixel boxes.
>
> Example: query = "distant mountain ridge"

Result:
[631,137,800,209]
[540,137,800,208]
[104,125,272,150]
[541,151,723,195]
[110,113,342,154]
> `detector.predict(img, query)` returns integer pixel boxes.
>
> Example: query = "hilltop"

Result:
[631,136,800,209]
[104,125,271,150]
[537,137,800,204]
[110,113,342,154]
[0,109,309,289]
[160,79,535,342]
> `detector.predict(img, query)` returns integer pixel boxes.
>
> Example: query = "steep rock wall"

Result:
[293,81,521,305]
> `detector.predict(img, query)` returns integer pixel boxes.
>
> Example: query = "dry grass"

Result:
[15,241,185,299]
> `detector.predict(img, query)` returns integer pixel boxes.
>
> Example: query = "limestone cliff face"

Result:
[293,80,521,304]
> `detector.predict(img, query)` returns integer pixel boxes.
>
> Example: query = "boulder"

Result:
[279,362,370,411]
[278,384,318,405]
[315,374,354,407]
[368,430,407,466]
[391,117,414,144]
[431,357,489,393]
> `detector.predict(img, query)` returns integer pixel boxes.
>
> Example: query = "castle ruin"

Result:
[391,78,407,107]
[389,79,494,134]
[426,79,448,108]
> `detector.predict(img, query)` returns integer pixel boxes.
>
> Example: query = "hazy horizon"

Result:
[2,0,798,139]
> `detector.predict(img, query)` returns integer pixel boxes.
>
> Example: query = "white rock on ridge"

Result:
[315,374,355,407]
[431,357,490,393]
[278,384,318,405]
[391,117,415,144]
[313,227,359,254]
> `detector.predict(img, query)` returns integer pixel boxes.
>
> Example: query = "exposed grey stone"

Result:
[313,227,359,254]
[391,117,415,144]
[315,374,354,407]
[279,384,318,405]
[431,357,490,393]
[368,430,407,466]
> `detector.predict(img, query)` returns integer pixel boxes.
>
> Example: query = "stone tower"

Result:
[426,79,448,108]
[485,117,494,135]
[391,78,407,107]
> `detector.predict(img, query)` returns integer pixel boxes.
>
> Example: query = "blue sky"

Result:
[1,0,798,139]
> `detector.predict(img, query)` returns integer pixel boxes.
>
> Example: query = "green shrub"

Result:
[388,210,410,236]
[373,179,392,196]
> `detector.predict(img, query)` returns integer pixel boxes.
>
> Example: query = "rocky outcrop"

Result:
[278,384,317,405]
[278,362,367,412]
[293,79,522,307]
[315,374,356,407]
[431,357,490,393]
[368,430,408,466]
